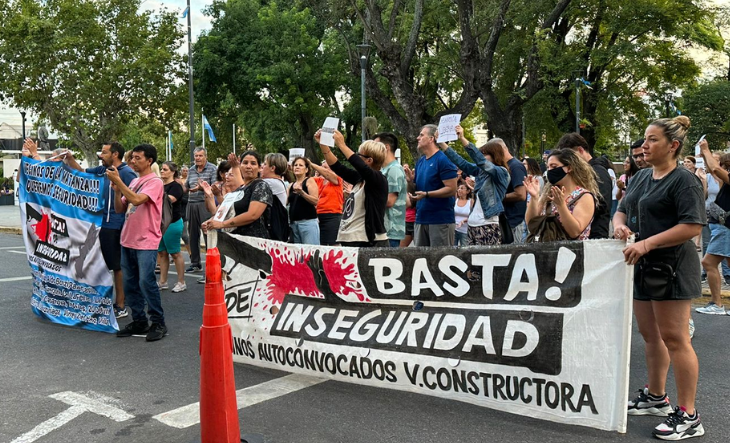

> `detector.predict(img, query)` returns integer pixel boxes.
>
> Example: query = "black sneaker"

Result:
[185,264,202,273]
[627,386,672,416]
[117,321,150,337]
[146,323,168,342]
[653,406,704,440]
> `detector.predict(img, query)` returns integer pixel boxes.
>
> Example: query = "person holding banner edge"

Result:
[61,142,137,318]
[107,144,167,342]
[613,116,705,440]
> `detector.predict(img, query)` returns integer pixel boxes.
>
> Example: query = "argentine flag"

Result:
[203,116,217,142]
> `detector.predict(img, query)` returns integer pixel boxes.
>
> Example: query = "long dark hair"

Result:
[523,158,541,176]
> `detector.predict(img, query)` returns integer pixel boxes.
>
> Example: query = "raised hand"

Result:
[522,175,540,200]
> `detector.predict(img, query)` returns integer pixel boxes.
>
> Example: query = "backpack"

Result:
[267,181,291,242]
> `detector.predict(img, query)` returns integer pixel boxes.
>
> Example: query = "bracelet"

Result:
[426,191,429,198]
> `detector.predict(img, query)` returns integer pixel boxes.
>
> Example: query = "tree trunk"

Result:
[298,113,317,161]
[482,96,523,157]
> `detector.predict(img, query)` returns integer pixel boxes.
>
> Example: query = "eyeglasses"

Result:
[632,153,644,159]
[357,153,371,159]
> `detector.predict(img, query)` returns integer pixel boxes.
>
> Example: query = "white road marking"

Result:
[0,246,26,249]
[8,250,26,255]
[153,373,326,429]
[0,276,32,282]
[11,391,133,443]
[10,406,87,443]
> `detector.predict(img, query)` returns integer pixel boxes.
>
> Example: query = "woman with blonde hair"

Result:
[314,129,388,247]
[524,149,598,240]
[614,116,705,440]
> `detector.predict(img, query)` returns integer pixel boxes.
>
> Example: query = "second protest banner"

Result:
[19,157,118,333]
[218,233,633,432]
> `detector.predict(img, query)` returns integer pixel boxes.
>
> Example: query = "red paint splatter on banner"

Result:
[262,247,366,304]
[321,250,366,301]
[32,213,52,243]
[265,248,319,304]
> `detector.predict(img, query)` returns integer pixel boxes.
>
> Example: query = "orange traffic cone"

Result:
[200,247,240,443]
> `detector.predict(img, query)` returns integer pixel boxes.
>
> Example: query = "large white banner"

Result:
[19,158,118,333]
[218,234,633,432]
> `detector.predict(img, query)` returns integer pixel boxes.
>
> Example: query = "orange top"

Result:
[314,176,344,214]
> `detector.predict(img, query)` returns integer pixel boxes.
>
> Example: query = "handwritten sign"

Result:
[437,114,461,143]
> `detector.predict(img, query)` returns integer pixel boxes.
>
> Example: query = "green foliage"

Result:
[195,0,349,160]
[682,80,730,152]
[0,0,185,163]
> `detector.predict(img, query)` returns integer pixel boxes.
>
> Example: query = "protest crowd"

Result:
[19,112,725,440]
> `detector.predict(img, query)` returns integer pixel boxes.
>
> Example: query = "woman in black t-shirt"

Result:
[202,151,272,239]
[614,116,705,439]
[314,129,388,247]
[158,162,187,293]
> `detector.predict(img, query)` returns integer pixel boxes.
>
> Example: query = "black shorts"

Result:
[405,221,414,237]
[633,242,701,301]
[99,228,122,271]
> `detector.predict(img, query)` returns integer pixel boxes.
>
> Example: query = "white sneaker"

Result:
[171,282,187,293]
[695,302,725,315]
[157,281,169,290]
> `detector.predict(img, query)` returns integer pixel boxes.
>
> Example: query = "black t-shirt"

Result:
[617,167,706,298]
[232,179,273,239]
[588,157,613,239]
[164,181,184,223]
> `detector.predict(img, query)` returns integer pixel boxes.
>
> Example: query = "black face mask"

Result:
[547,167,568,185]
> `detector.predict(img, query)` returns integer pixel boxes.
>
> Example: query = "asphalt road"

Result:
[1,231,729,443]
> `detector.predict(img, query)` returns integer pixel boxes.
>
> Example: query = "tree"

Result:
[682,80,730,151]
[0,0,184,163]
[195,0,348,160]
[540,0,723,151]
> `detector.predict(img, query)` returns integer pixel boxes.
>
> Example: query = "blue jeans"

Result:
[291,219,320,245]
[454,231,468,246]
[121,247,165,325]
[389,239,401,247]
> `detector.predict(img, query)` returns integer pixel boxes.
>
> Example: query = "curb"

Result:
[0,226,21,235]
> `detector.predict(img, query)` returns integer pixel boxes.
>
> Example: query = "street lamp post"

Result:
[356,44,372,142]
[665,93,672,117]
[19,111,26,139]
[541,130,546,154]
[186,0,195,164]
[575,77,581,134]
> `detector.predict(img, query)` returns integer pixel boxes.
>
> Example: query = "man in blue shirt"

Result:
[64,142,137,317]
[405,124,458,246]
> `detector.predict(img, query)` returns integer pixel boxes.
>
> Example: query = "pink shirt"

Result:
[121,173,164,250]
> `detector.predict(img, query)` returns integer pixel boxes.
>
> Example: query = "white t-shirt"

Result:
[608,169,618,200]
[454,200,471,234]
[468,196,499,227]
[264,178,287,206]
